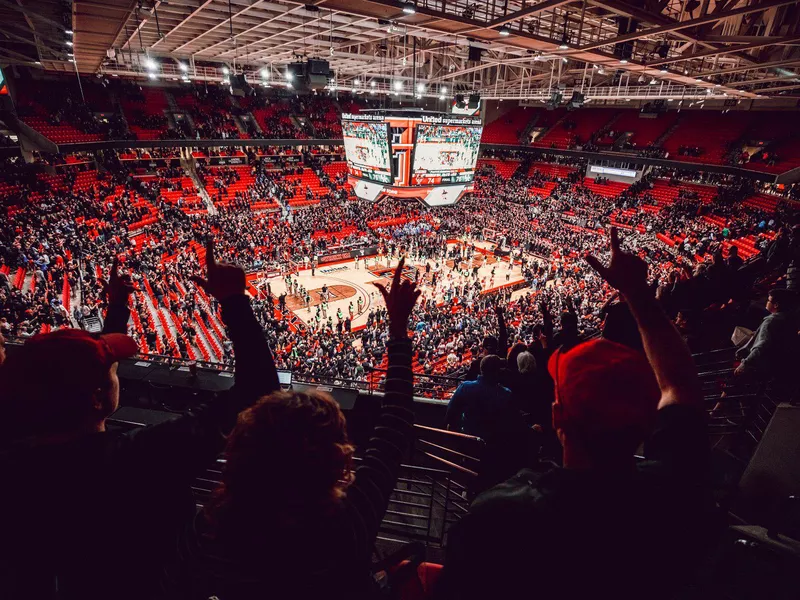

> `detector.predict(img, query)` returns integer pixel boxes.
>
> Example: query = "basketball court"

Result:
[252,242,528,331]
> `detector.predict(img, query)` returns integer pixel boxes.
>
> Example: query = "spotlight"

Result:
[620,59,628,64]
[354,79,361,86]
[65,29,73,35]
[441,85,447,93]
[684,69,689,75]
[330,47,334,56]
[370,81,376,88]
[498,26,510,36]
[417,82,425,92]
[715,83,721,87]
[597,67,605,74]
[402,2,416,14]
[285,70,293,80]
[660,68,667,73]
[145,58,157,71]
[558,42,568,50]
[439,94,445,100]
[562,57,568,63]
[649,78,656,85]
[179,62,188,72]
[148,72,157,80]
[66,40,73,47]
[637,74,646,83]
[394,80,403,91]
[222,66,230,74]
[261,68,269,79]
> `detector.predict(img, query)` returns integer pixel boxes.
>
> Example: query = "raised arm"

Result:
[345,257,418,550]
[101,257,134,335]
[495,305,508,359]
[586,228,701,410]
[191,239,279,407]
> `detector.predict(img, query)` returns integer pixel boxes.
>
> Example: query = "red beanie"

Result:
[548,339,660,439]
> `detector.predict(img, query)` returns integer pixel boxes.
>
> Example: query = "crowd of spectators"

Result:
[1,151,798,389]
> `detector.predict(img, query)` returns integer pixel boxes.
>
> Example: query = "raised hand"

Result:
[190,238,246,301]
[585,227,649,299]
[102,256,135,306]
[373,257,421,339]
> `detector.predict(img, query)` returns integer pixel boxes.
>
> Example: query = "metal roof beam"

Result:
[578,0,797,52]
[649,34,800,65]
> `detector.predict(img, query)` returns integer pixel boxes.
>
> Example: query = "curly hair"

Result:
[205,390,355,540]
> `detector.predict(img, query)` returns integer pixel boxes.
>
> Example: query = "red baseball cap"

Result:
[548,339,660,439]
[0,329,138,437]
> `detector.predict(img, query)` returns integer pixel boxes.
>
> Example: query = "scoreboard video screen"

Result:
[342,120,392,184]
[411,124,482,185]
[342,110,483,207]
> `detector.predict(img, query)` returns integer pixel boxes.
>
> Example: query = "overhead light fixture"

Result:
[179,62,188,72]
[145,58,157,71]
[684,69,689,75]
[182,76,190,83]
[287,82,293,89]
[417,82,425,92]
[402,1,416,14]
[370,89,375,94]
[498,26,510,36]
[354,78,361,85]
[695,77,703,82]
[620,59,628,64]
[562,57,568,63]
[67,58,74,63]
[715,83,721,87]
[261,68,269,78]
[660,68,667,73]
[415,93,422,99]
[65,40,73,47]
[638,74,646,83]
[394,80,403,91]
[330,46,334,55]
[148,72,156,80]
[222,66,230,74]
[370,81,376,88]
[649,78,657,85]
[65,29,73,35]
[559,42,568,50]
[439,94,445,100]
[67,52,74,57]
[597,67,605,74]
[34,60,41,65]
[285,70,293,80]
[441,85,447,93]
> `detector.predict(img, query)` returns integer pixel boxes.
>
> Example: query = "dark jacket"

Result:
[0,295,278,600]
[442,405,719,600]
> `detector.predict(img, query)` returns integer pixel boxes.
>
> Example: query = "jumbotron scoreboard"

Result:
[341,109,483,207]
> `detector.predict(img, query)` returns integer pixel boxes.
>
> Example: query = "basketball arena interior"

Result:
[1,0,800,598]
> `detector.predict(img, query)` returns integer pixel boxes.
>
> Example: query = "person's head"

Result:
[767,288,797,314]
[481,335,498,356]
[480,354,503,384]
[206,390,354,539]
[560,311,578,333]
[517,351,537,374]
[729,246,739,257]
[548,339,660,470]
[0,329,137,442]
[507,342,527,372]
[602,302,643,352]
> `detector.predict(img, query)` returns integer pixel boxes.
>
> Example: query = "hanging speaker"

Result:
[468,46,483,62]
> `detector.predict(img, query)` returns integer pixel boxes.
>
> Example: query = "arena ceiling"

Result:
[4,0,800,100]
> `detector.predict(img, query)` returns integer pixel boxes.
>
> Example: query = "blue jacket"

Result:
[446,376,517,438]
